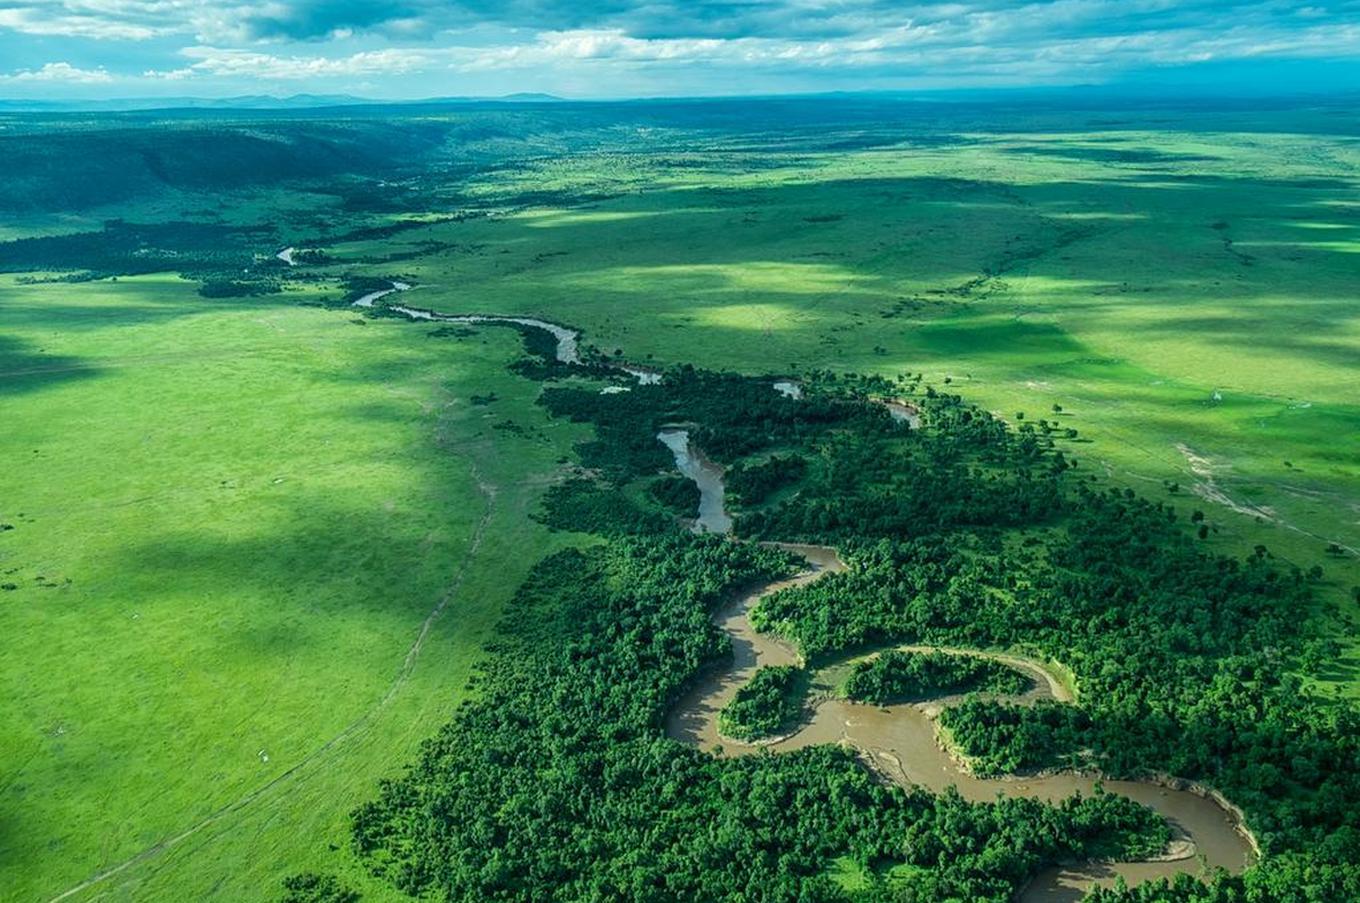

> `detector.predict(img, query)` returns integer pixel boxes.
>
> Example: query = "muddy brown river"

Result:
[358,288,1255,899]
[664,544,1255,901]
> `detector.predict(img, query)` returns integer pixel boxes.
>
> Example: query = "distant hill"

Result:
[0,94,370,112]
[0,93,566,113]
[0,118,455,211]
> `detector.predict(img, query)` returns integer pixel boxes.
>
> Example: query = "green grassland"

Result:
[0,274,588,901]
[324,125,1359,669]
[1,100,1357,901]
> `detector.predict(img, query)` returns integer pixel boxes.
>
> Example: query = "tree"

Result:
[279,874,358,903]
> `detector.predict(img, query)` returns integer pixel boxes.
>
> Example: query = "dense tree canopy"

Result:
[843,650,1031,705]
[347,536,1169,902]
[327,355,1358,902]
[719,665,807,740]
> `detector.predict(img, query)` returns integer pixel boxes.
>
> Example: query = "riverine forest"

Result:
[1,5,1358,903]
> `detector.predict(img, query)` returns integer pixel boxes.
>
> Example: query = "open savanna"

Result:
[0,273,588,901]
[329,123,1360,675]
[2,100,1357,901]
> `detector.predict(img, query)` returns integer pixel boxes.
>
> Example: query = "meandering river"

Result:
[356,285,1256,900]
[662,544,1254,901]
[351,283,586,363]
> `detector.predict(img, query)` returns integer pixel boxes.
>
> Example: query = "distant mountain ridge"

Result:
[0,92,566,112]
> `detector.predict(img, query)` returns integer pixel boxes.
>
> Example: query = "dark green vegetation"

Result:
[539,366,900,483]
[351,535,1170,902]
[718,664,807,740]
[843,650,1032,705]
[1083,861,1360,903]
[0,120,445,212]
[280,873,360,903]
[726,453,807,507]
[463,360,1354,899]
[891,790,1171,902]
[0,220,275,281]
[647,474,702,515]
[737,415,1357,860]
[941,699,1091,775]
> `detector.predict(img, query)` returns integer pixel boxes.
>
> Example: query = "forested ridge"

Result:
[322,340,1358,901]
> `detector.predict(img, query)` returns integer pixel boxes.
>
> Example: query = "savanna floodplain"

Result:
[0,274,587,901]
[0,97,1356,902]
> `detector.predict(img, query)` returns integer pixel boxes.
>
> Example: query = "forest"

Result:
[346,537,1171,903]
[718,664,808,740]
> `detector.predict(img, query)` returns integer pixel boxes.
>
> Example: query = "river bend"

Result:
[354,283,1256,901]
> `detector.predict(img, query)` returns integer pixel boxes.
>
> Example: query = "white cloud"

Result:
[0,7,161,39]
[145,46,434,81]
[2,1,1357,94]
[2,61,115,82]
[445,14,1360,80]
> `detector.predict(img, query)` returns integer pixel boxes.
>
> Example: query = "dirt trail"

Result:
[1175,443,1359,557]
[1176,443,1276,522]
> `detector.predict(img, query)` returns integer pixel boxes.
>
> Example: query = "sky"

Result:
[0,0,1357,100]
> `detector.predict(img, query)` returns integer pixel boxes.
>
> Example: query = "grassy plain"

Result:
[330,126,1360,671]
[0,274,586,901]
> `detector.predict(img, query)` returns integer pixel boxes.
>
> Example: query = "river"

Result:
[662,544,1254,901]
[354,284,1255,900]
[656,429,732,534]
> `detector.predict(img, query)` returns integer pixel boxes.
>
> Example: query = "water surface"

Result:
[657,429,732,534]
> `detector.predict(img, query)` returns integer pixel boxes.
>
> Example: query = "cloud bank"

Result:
[1,0,1357,97]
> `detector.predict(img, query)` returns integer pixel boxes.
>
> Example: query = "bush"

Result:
[198,279,277,298]
[279,873,358,903]
[648,474,700,515]
[726,453,807,506]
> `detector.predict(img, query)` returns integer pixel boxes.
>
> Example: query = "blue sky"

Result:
[0,1,1357,99]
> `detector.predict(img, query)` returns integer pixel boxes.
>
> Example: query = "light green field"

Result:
[0,274,587,901]
[329,128,1360,668]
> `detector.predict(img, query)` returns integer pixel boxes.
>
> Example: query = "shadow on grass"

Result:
[0,334,100,395]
